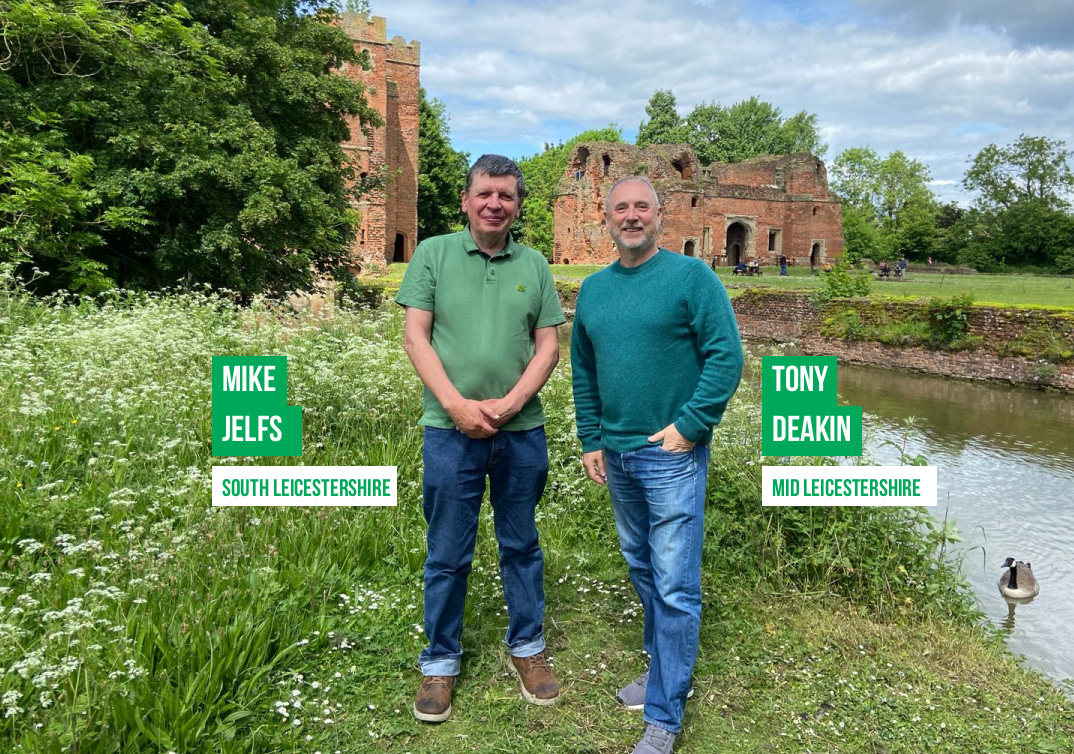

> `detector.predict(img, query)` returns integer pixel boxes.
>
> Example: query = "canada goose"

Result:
[998,557,1040,599]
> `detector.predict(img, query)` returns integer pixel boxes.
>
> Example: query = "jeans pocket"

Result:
[654,444,692,456]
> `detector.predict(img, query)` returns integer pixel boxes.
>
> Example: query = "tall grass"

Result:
[0,266,968,752]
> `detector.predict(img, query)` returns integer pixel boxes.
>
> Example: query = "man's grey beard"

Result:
[611,225,660,254]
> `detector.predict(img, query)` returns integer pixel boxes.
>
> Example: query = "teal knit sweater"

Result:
[571,249,744,453]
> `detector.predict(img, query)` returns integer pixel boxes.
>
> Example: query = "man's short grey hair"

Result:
[604,175,660,216]
[466,154,526,201]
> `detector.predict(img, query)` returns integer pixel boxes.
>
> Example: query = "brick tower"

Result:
[337,13,420,268]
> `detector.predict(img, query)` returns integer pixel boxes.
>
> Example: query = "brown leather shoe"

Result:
[413,675,454,722]
[509,652,560,706]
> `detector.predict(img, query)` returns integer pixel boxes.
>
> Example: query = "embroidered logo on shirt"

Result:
[517,284,526,292]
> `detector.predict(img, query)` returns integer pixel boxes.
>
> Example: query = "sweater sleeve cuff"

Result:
[581,437,603,453]
[674,415,706,444]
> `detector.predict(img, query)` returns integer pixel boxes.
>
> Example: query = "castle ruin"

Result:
[553,143,844,268]
[337,13,420,267]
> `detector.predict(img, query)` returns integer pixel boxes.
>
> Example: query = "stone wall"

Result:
[728,290,1074,391]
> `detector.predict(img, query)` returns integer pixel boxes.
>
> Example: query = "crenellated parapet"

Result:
[388,36,420,65]
[338,12,387,43]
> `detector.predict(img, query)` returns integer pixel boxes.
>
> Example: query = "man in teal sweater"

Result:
[571,175,743,754]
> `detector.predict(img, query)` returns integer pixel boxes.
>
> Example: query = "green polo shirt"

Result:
[394,227,566,431]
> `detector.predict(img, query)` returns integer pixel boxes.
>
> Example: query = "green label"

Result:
[761,356,862,456]
[211,356,303,457]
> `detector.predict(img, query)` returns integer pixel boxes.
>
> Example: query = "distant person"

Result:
[779,254,788,276]
[899,256,908,272]
[395,154,565,723]
[879,261,890,278]
[928,256,933,266]
[572,175,743,754]
[734,260,747,275]
[709,256,717,272]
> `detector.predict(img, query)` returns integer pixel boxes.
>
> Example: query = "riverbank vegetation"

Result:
[2,271,1071,753]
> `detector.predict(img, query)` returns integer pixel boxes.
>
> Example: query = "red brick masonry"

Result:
[336,13,419,267]
[553,143,844,268]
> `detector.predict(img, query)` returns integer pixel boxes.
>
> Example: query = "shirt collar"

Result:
[462,224,516,258]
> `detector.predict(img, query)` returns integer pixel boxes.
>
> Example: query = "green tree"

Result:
[1,0,380,296]
[779,110,828,157]
[958,202,1074,272]
[958,135,1074,272]
[831,147,882,214]
[682,96,826,164]
[963,134,1074,211]
[840,204,885,264]
[417,89,469,240]
[831,147,937,261]
[637,91,825,165]
[636,90,686,149]
[516,126,623,258]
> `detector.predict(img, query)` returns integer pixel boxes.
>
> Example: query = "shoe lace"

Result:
[525,653,550,671]
[642,725,674,750]
[422,676,451,690]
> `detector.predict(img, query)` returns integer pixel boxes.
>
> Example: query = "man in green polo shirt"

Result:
[395,154,566,723]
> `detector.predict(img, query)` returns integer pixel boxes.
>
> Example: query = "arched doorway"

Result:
[810,242,820,268]
[683,240,696,257]
[726,222,747,266]
[393,233,406,263]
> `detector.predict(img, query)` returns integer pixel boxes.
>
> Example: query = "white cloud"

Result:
[379,0,1074,204]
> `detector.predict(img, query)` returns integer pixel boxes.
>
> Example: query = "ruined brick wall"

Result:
[731,290,820,341]
[337,13,419,267]
[553,144,844,267]
[728,290,1074,391]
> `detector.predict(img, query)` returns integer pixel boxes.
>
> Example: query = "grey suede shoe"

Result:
[631,724,677,754]
[616,669,649,710]
[616,669,694,711]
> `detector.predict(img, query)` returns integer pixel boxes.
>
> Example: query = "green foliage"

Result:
[995,324,1074,362]
[0,0,381,297]
[963,134,1074,212]
[636,89,686,148]
[831,147,938,263]
[841,204,886,264]
[417,89,469,240]
[926,293,977,348]
[516,126,623,258]
[637,91,826,164]
[815,260,871,301]
[820,309,866,340]
[6,276,1072,751]
[954,201,1074,272]
[821,306,932,347]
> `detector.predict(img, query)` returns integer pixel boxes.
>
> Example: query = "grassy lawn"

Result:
[380,262,1074,308]
[2,271,1071,753]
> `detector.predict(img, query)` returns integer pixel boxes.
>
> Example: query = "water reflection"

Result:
[1001,596,1039,632]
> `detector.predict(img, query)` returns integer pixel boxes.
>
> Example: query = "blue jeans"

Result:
[780,264,788,276]
[604,443,710,733]
[419,426,549,676]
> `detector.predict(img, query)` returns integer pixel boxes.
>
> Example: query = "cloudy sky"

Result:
[378,0,1074,205]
